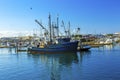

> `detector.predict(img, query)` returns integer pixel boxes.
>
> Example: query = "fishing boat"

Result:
[28,38,78,52]
[28,14,78,52]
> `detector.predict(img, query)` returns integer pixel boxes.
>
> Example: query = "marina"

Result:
[0,14,120,53]
[1,0,120,80]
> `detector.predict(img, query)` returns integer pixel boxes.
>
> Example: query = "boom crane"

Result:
[35,19,48,32]
[61,20,71,37]
[68,21,71,37]
[35,19,49,36]
[61,20,67,37]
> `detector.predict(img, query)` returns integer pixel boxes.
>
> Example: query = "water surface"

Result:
[0,44,120,80]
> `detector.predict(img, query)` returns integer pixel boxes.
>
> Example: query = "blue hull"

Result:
[28,41,78,52]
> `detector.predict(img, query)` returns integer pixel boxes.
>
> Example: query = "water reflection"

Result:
[104,45,114,50]
[27,51,91,80]
[77,51,91,63]
[0,48,13,54]
[27,51,79,67]
[103,43,120,51]
[27,52,78,80]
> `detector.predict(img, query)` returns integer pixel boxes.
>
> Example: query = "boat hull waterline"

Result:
[28,41,78,52]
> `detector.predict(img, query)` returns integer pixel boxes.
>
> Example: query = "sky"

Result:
[0,0,120,37]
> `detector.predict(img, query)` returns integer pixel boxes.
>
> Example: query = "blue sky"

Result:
[0,0,120,37]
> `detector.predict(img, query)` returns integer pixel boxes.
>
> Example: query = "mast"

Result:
[62,20,67,37]
[57,15,59,37]
[52,22,55,39]
[68,21,71,38]
[48,13,52,42]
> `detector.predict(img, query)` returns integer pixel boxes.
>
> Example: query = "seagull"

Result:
[30,7,32,10]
